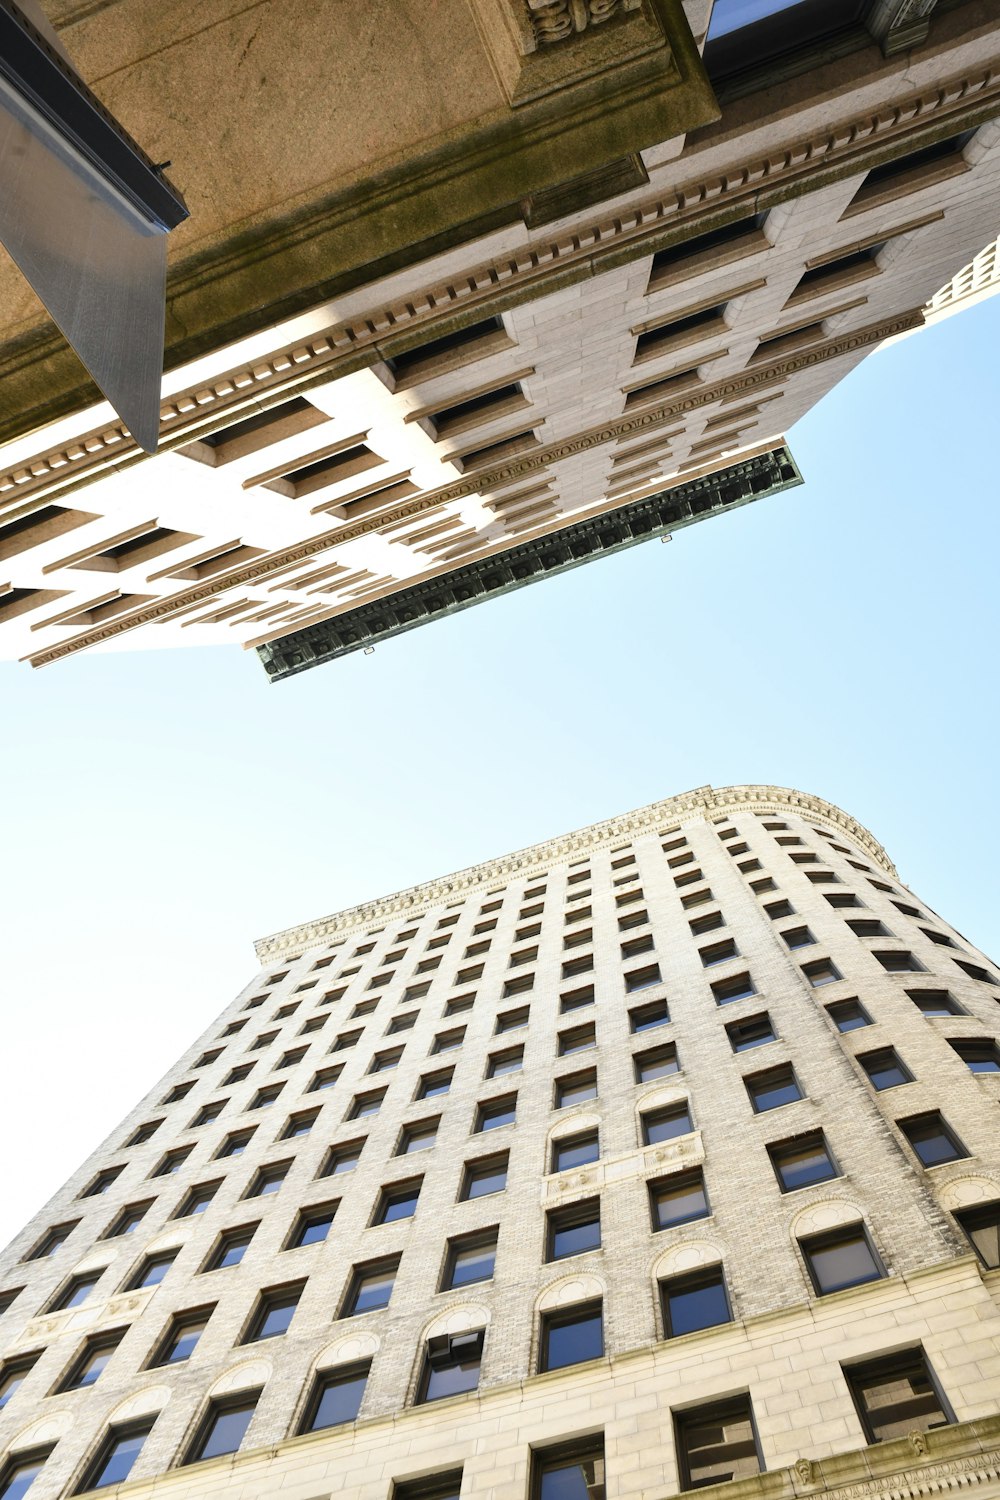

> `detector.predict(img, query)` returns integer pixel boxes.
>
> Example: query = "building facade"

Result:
[2,784,999,1500]
[1,3,999,669]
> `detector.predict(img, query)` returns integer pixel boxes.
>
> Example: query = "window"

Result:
[781,926,815,950]
[202,1224,257,1271]
[799,1224,882,1295]
[661,1267,730,1337]
[558,1024,597,1058]
[216,1127,257,1157]
[907,989,963,1018]
[443,1230,498,1288]
[149,1307,214,1365]
[374,1178,422,1223]
[25,1221,78,1259]
[175,1180,221,1217]
[802,958,842,986]
[846,919,892,938]
[955,1202,1000,1270]
[276,1047,308,1070]
[857,1048,913,1090]
[343,1257,399,1315]
[769,1132,838,1192]
[700,938,738,966]
[57,1330,125,1391]
[898,1113,968,1167]
[476,1095,517,1131]
[126,1251,176,1290]
[320,1140,365,1176]
[48,1271,101,1311]
[282,1108,321,1139]
[126,1120,162,1146]
[80,1166,124,1197]
[151,1146,192,1178]
[162,1081,194,1103]
[726,1014,775,1051]
[689,911,725,936]
[642,1101,693,1144]
[184,1390,261,1463]
[681,887,714,909]
[245,1161,290,1197]
[547,1199,601,1260]
[711,972,756,1005]
[565,928,593,949]
[745,1064,802,1113]
[844,1349,952,1443]
[445,994,475,1017]
[190,1100,226,1129]
[0,1289,22,1318]
[749,876,776,893]
[953,959,1000,984]
[388,1012,417,1034]
[224,1063,254,1084]
[299,1362,370,1432]
[949,1039,1000,1073]
[334,1029,362,1051]
[532,1439,605,1500]
[418,1069,453,1098]
[75,1420,155,1492]
[674,1396,762,1489]
[349,1089,386,1119]
[555,1069,597,1109]
[0,1354,39,1411]
[629,998,670,1031]
[433,1028,466,1053]
[826,999,871,1032]
[496,1007,529,1034]
[561,985,595,1012]
[634,1042,679,1081]
[540,1301,604,1371]
[0,1450,53,1500]
[650,1170,709,1229]
[625,964,661,991]
[418,1329,484,1402]
[488,1046,524,1077]
[562,954,594,979]
[621,934,655,959]
[242,1282,303,1342]
[552,1130,599,1172]
[370,1047,404,1074]
[287,1200,338,1248]
[874,950,924,974]
[249,1083,284,1108]
[461,1153,508,1199]
[825,892,863,909]
[503,974,534,997]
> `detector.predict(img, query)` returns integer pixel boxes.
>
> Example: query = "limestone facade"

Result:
[1,784,999,1500]
[1,3,1000,667]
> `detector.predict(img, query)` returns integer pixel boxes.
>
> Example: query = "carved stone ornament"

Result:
[526,0,640,46]
[795,1458,818,1487]
[908,1433,928,1458]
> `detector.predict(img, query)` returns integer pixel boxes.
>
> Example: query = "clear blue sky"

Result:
[1,296,998,1252]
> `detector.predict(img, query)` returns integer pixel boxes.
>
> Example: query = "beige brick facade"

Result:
[1,784,999,1500]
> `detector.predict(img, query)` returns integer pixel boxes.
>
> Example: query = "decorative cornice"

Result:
[255,445,802,680]
[252,784,897,961]
[23,311,919,668]
[1,56,995,514]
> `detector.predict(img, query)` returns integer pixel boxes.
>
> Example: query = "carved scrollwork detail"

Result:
[795,1458,817,1487]
[525,0,638,45]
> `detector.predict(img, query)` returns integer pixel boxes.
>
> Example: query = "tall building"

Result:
[1,2,999,670]
[2,784,999,1500]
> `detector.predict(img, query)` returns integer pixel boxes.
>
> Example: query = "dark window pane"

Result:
[249,1289,300,1340]
[899,1114,967,1167]
[0,1453,49,1500]
[634,1044,679,1081]
[802,1228,881,1294]
[191,1396,258,1462]
[652,1172,708,1229]
[543,1304,604,1370]
[845,1351,951,1442]
[549,1203,600,1259]
[827,1000,871,1032]
[349,1264,397,1313]
[955,1203,1000,1270]
[537,1448,605,1500]
[746,1067,801,1112]
[448,1238,497,1287]
[553,1132,599,1171]
[859,1050,911,1090]
[87,1424,152,1489]
[643,1104,693,1144]
[304,1366,369,1431]
[464,1157,507,1198]
[771,1136,837,1191]
[676,1397,761,1488]
[663,1269,730,1337]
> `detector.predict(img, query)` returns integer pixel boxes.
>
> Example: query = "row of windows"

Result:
[0,1338,964,1498]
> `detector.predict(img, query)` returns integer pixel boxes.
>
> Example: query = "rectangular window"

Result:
[80,1166,124,1197]
[858,1048,913,1090]
[397,1119,439,1154]
[183,1390,261,1464]
[287,1202,338,1248]
[629,998,670,1031]
[242,1283,303,1342]
[245,1161,290,1197]
[726,1014,775,1051]
[488,1046,524,1077]
[907,989,963,1017]
[374,1178,422,1224]
[443,1230,498,1289]
[555,1070,597,1109]
[433,1028,466,1052]
[476,1095,517,1131]
[745,1064,802,1113]
[781,926,815,950]
[148,1307,214,1366]
[342,1257,400,1316]
[843,1349,952,1443]
[661,1267,731,1337]
[625,964,661,991]
[418,1329,484,1402]
[547,1199,601,1260]
[650,1171,709,1230]
[799,1224,882,1295]
[949,1039,1000,1073]
[634,1042,679,1081]
[874,950,925,973]
[369,1048,404,1074]
[561,985,595,1012]
[802,958,842,986]
[681,888,713,909]
[552,1130,600,1172]
[298,1362,370,1432]
[621,934,655,959]
[954,959,1000,984]
[0,1450,52,1500]
[75,1419,154,1493]
[955,1202,1000,1270]
[711,973,756,1005]
[495,1007,529,1033]
[0,1354,39,1411]
[126,1252,176,1290]
[348,1090,386,1119]
[202,1224,258,1271]
[282,1109,321,1139]
[104,1201,151,1238]
[25,1221,78,1260]
[320,1140,365,1176]
[249,1084,284,1108]
[898,1113,968,1167]
[540,1301,604,1371]
[57,1331,125,1391]
[48,1271,101,1311]
[689,911,725,936]
[700,938,738,967]
[642,1102,693,1144]
[418,1069,454,1098]
[769,1133,838,1192]
[461,1153,508,1200]
[532,1440,605,1500]
[675,1396,762,1489]
[826,999,871,1032]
